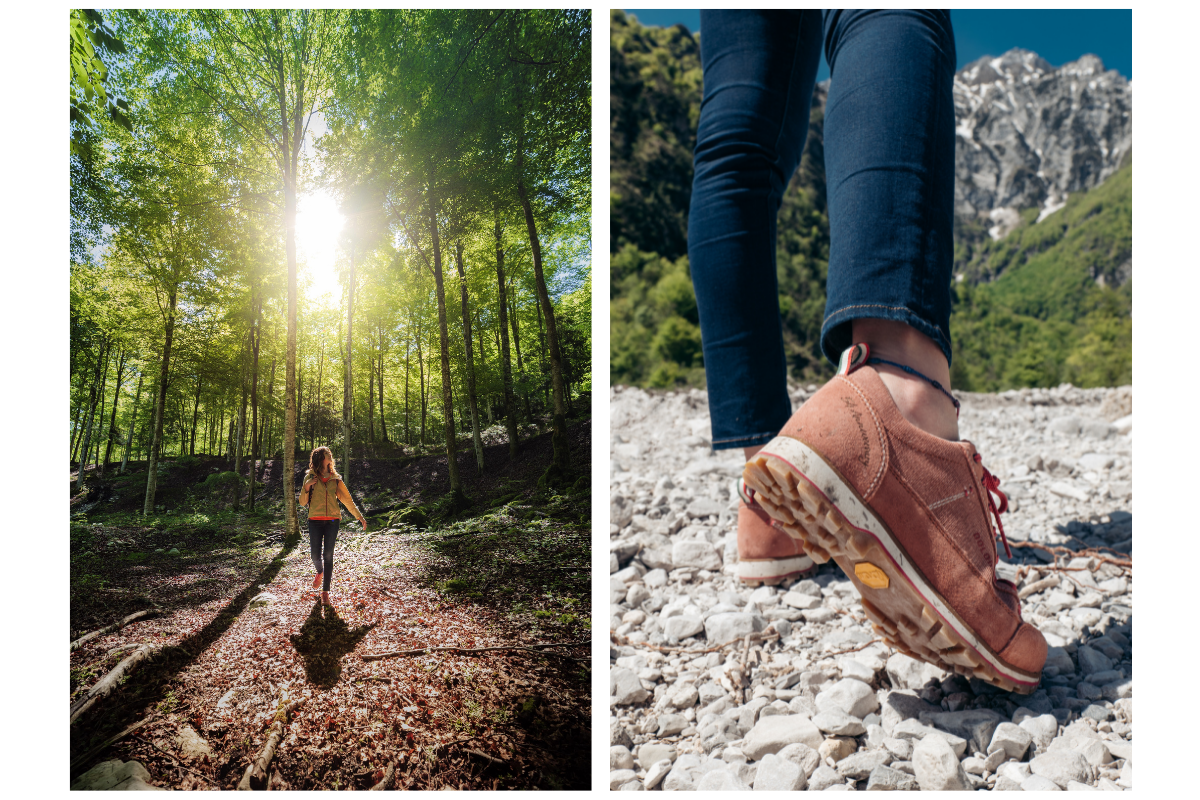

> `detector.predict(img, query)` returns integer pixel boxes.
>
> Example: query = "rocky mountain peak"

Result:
[953,47,1131,235]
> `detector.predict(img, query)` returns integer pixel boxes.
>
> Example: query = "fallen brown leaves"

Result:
[69,523,590,790]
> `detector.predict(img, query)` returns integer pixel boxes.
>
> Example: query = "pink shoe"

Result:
[735,477,815,586]
[743,344,1046,694]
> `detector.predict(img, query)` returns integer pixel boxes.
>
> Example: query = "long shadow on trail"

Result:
[70,533,302,766]
[289,601,375,687]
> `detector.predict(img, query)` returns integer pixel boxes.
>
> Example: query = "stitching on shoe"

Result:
[928,488,971,511]
[891,466,1023,631]
[838,375,887,497]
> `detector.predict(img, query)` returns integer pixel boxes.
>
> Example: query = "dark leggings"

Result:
[309,518,340,592]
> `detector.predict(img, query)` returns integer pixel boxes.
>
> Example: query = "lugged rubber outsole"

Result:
[743,437,1040,695]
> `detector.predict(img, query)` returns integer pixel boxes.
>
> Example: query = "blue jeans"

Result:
[688,10,957,450]
[309,518,339,591]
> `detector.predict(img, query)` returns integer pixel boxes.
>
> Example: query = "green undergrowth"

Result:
[411,488,590,638]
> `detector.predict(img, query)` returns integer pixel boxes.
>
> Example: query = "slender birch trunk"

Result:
[517,145,569,475]
[343,241,355,484]
[101,347,127,475]
[494,221,518,456]
[143,289,178,515]
[427,187,460,495]
[120,373,143,474]
[454,241,484,471]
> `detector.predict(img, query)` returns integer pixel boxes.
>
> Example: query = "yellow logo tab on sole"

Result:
[855,561,890,589]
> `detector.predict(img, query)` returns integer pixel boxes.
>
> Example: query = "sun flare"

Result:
[295,189,346,304]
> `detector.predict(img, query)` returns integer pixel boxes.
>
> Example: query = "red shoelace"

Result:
[974,452,1012,559]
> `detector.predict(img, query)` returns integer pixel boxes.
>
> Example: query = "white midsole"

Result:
[759,435,1040,686]
[737,554,814,579]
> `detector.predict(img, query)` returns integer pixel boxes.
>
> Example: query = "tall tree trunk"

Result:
[70,386,86,463]
[377,320,388,443]
[84,341,113,479]
[247,298,263,510]
[315,338,324,455]
[493,221,519,456]
[296,341,304,454]
[120,373,143,474]
[343,241,355,484]
[516,152,569,475]
[417,319,426,447]
[189,375,203,457]
[76,342,107,483]
[536,296,549,409]
[427,187,460,495]
[143,289,178,515]
[510,287,533,424]
[404,322,411,446]
[367,342,376,451]
[281,77,304,540]
[232,354,248,512]
[454,240,484,472]
[101,347,127,475]
[263,332,278,477]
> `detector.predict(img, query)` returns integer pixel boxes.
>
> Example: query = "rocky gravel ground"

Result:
[609,382,1133,791]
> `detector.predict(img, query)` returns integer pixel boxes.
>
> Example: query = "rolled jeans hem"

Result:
[712,431,780,451]
[821,304,953,368]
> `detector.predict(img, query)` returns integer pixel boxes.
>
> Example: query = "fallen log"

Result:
[71,608,160,652]
[237,698,306,790]
[70,644,160,725]
[361,639,588,662]
[369,762,395,791]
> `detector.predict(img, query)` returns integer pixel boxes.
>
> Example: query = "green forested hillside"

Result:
[949,159,1132,390]
[610,9,1131,392]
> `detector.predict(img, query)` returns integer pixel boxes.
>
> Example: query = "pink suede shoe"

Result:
[743,344,1046,694]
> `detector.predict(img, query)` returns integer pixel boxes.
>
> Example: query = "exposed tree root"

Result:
[71,608,161,652]
[70,644,160,725]
[236,698,306,790]
[69,714,157,775]
[134,733,216,786]
[361,639,588,662]
[466,748,504,765]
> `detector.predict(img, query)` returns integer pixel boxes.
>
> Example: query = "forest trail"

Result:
[70,423,591,790]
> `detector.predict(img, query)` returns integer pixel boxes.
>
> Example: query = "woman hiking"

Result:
[298,446,367,605]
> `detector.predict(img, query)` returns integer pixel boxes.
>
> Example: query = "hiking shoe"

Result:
[742,344,1046,694]
[735,478,816,586]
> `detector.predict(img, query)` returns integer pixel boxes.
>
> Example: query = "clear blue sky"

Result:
[622,9,1132,82]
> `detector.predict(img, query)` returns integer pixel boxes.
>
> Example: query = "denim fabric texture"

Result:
[688,10,957,451]
[309,518,340,592]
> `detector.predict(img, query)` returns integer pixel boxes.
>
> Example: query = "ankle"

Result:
[850,319,959,441]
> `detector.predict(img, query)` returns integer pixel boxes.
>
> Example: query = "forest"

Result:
[609,9,1132,392]
[70,9,590,790]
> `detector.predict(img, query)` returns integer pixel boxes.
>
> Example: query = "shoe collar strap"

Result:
[837,343,871,376]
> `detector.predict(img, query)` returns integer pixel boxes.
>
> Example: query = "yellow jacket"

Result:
[299,470,363,522]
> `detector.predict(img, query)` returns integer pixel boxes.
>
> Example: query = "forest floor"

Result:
[69,417,592,790]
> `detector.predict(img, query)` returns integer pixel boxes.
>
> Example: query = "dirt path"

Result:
[70,502,590,789]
